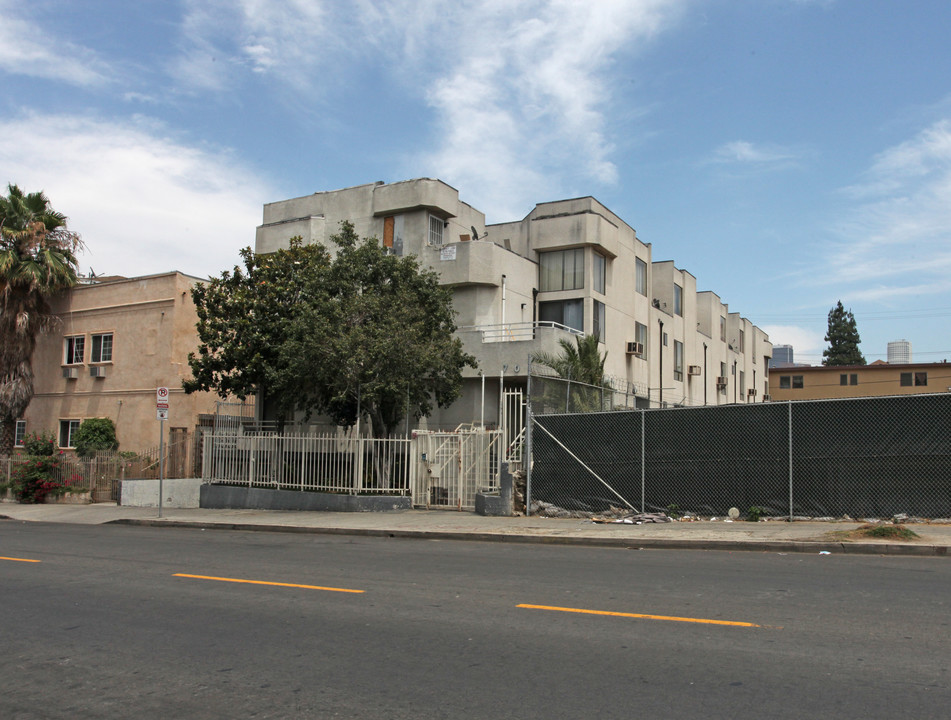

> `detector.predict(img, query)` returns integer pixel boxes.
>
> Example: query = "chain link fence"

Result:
[527,387,951,520]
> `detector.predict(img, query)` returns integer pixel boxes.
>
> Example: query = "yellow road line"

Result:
[173,573,364,594]
[517,603,762,628]
[0,556,41,563]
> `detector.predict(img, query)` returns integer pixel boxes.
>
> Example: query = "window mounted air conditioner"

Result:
[90,366,107,378]
[62,367,79,379]
[747,388,756,396]
[626,342,644,356]
[763,394,771,401]
[715,376,728,387]
[687,365,701,376]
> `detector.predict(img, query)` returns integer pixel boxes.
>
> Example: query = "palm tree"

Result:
[0,184,81,455]
[533,333,607,385]
[532,333,610,413]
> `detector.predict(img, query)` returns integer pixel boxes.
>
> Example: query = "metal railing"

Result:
[202,430,415,495]
[457,321,584,343]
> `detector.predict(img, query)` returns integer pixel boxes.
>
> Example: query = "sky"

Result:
[2,0,950,365]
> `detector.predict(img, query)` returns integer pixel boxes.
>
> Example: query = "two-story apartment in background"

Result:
[255,179,772,429]
[18,272,220,470]
[769,361,951,401]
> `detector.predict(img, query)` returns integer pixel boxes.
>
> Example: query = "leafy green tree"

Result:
[822,300,865,366]
[73,417,119,458]
[186,222,476,437]
[0,184,82,455]
[275,222,476,437]
[183,237,332,429]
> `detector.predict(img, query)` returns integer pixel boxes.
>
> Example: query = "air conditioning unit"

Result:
[687,365,701,376]
[715,376,728,387]
[90,366,107,378]
[626,342,644,356]
[62,367,79,379]
[763,394,771,401]
[747,388,756,396]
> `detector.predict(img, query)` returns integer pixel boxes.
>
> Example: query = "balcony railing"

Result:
[457,321,584,344]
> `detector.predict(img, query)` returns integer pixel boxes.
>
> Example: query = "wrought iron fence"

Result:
[2,438,194,502]
[527,393,951,520]
[202,430,415,495]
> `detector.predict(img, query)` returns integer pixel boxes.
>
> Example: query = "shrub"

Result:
[73,418,119,458]
[21,431,56,456]
[12,453,66,503]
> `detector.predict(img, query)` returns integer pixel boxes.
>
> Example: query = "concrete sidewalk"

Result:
[2,502,950,556]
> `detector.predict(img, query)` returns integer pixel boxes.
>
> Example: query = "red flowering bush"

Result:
[12,432,66,503]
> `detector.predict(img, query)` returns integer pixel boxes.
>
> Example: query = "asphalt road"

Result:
[1,521,949,719]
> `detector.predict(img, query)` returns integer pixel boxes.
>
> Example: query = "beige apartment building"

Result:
[18,272,219,466]
[768,361,951,401]
[256,178,772,428]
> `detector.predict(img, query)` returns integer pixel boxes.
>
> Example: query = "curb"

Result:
[104,519,951,557]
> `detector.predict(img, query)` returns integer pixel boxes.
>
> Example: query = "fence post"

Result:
[354,438,364,496]
[640,409,646,513]
[525,356,534,516]
[788,401,793,521]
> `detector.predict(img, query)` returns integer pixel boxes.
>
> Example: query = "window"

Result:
[900,372,912,387]
[15,420,26,447]
[539,299,584,332]
[64,335,84,364]
[59,419,81,448]
[840,374,848,386]
[915,372,928,386]
[720,362,728,393]
[635,258,647,296]
[593,300,605,343]
[92,333,113,363]
[740,370,746,396]
[635,322,647,355]
[850,374,858,386]
[593,252,606,294]
[673,340,683,381]
[792,375,804,389]
[720,316,726,342]
[428,215,444,247]
[738,329,745,353]
[539,249,584,292]
[780,376,791,389]
[674,284,683,316]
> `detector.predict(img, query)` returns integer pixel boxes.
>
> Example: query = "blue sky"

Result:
[2,0,950,365]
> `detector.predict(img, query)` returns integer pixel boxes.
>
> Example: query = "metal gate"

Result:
[502,388,525,467]
[412,429,501,509]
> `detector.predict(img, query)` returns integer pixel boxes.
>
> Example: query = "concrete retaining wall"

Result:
[200,484,412,512]
[121,478,202,508]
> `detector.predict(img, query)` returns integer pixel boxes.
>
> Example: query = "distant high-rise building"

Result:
[770,344,794,368]
[887,339,912,364]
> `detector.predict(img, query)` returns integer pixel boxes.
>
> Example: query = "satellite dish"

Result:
[471,225,479,241]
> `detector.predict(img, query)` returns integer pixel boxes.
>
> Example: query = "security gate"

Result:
[412,429,501,509]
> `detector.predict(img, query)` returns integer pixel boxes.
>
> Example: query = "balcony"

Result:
[455,322,584,378]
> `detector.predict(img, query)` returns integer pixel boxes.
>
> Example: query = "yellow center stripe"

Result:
[173,573,364,593]
[517,604,762,627]
[0,556,41,563]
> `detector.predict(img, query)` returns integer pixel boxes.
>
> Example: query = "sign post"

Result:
[156,387,169,518]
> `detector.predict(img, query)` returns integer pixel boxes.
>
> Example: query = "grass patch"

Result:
[830,523,920,542]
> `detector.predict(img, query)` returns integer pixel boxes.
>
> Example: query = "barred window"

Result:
[429,215,444,247]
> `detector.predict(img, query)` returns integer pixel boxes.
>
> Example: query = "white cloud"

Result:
[820,119,951,292]
[0,114,274,278]
[0,0,113,86]
[711,140,799,165]
[169,0,688,219]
